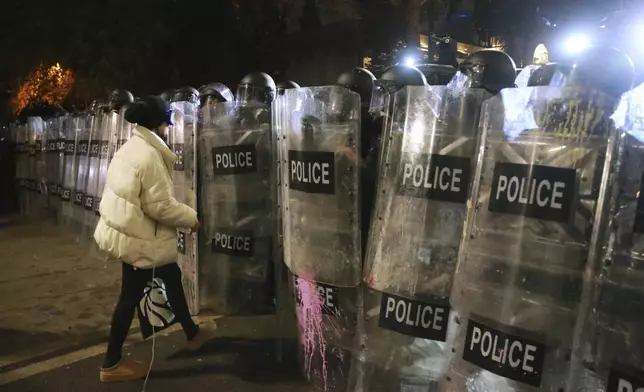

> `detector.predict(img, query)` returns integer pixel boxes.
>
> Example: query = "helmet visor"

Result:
[236,85,275,105]
[369,80,398,115]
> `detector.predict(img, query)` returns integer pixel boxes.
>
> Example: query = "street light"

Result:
[565,34,591,54]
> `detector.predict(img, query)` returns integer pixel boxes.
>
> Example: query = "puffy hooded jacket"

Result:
[94,124,197,269]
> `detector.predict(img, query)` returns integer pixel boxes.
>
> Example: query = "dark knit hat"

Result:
[124,95,171,130]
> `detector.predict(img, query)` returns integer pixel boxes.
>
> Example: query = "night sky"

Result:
[0,0,631,119]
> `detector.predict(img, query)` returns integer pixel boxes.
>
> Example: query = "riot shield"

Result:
[83,111,113,247]
[568,83,644,391]
[198,101,276,315]
[60,115,82,231]
[45,116,63,218]
[71,112,96,242]
[271,93,297,360]
[169,100,199,315]
[35,118,49,217]
[441,86,619,391]
[515,65,540,88]
[348,85,492,392]
[54,117,67,218]
[15,123,28,215]
[114,106,133,156]
[280,86,361,392]
[24,117,43,217]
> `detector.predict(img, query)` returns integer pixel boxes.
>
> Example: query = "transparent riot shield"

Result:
[83,111,113,247]
[441,86,619,391]
[54,117,67,217]
[60,115,82,231]
[15,123,28,215]
[71,113,95,240]
[113,106,133,157]
[568,83,644,391]
[198,101,276,315]
[45,117,62,218]
[349,85,492,392]
[271,94,298,360]
[280,86,361,392]
[169,101,199,314]
[24,117,43,216]
[35,118,49,217]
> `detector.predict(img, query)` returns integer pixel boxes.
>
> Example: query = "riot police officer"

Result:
[172,86,199,106]
[565,46,637,392]
[452,49,517,94]
[335,68,378,255]
[198,83,234,107]
[364,65,427,251]
[159,89,176,103]
[276,80,300,96]
[108,89,134,112]
[520,62,573,87]
[237,72,277,106]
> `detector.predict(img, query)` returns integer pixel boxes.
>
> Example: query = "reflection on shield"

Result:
[443,86,619,391]
[198,101,276,316]
[572,83,644,390]
[348,85,491,392]
[169,100,200,315]
[279,86,361,392]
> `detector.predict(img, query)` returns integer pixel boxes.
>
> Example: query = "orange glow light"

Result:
[12,63,75,115]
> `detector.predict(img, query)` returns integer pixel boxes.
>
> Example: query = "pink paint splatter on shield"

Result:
[295,276,328,390]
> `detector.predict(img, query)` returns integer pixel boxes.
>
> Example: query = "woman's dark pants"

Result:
[103,262,199,369]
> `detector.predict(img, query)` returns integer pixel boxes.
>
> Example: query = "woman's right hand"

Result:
[190,220,200,234]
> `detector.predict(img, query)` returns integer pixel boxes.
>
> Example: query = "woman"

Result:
[94,95,216,382]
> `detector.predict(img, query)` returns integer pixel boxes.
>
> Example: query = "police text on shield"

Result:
[488,162,576,223]
[212,144,257,175]
[288,150,336,195]
[378,293,449,341]
[398,154,470,203]
[463,317,546,387]
[607,366,644,392]
[211,230,254,257]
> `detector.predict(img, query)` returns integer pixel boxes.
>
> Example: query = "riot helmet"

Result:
[567,45,635,99]
[159,89,176,103]
[416,64,457,86]
[172,86,199,105]
[276,80,300,96]
[451,49,517,94]
[532,46,634,133]
[528,63,574,87]
[370,65,426,114]
[89,100,108,115]
[236,72,277,105]
[336,68,376,109]
[108,89,134,112]
[514,64,540,88]
[199,83,234,107]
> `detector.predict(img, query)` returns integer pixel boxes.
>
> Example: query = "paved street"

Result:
[0,217,120,371]
[1,315,312,392]
[0,217,313,392]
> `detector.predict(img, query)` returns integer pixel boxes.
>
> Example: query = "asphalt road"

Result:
[1,315,317,392]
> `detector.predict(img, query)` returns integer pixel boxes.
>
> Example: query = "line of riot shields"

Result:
[10,99,136,251]
[271,47,644,392]
[7,46,644,391]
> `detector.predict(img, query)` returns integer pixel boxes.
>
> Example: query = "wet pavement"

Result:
[1,315,314,392]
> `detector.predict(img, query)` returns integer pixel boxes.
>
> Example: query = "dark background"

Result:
[0,0,627,119]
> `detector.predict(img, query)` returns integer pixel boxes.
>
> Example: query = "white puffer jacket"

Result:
[94,125,198,269]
